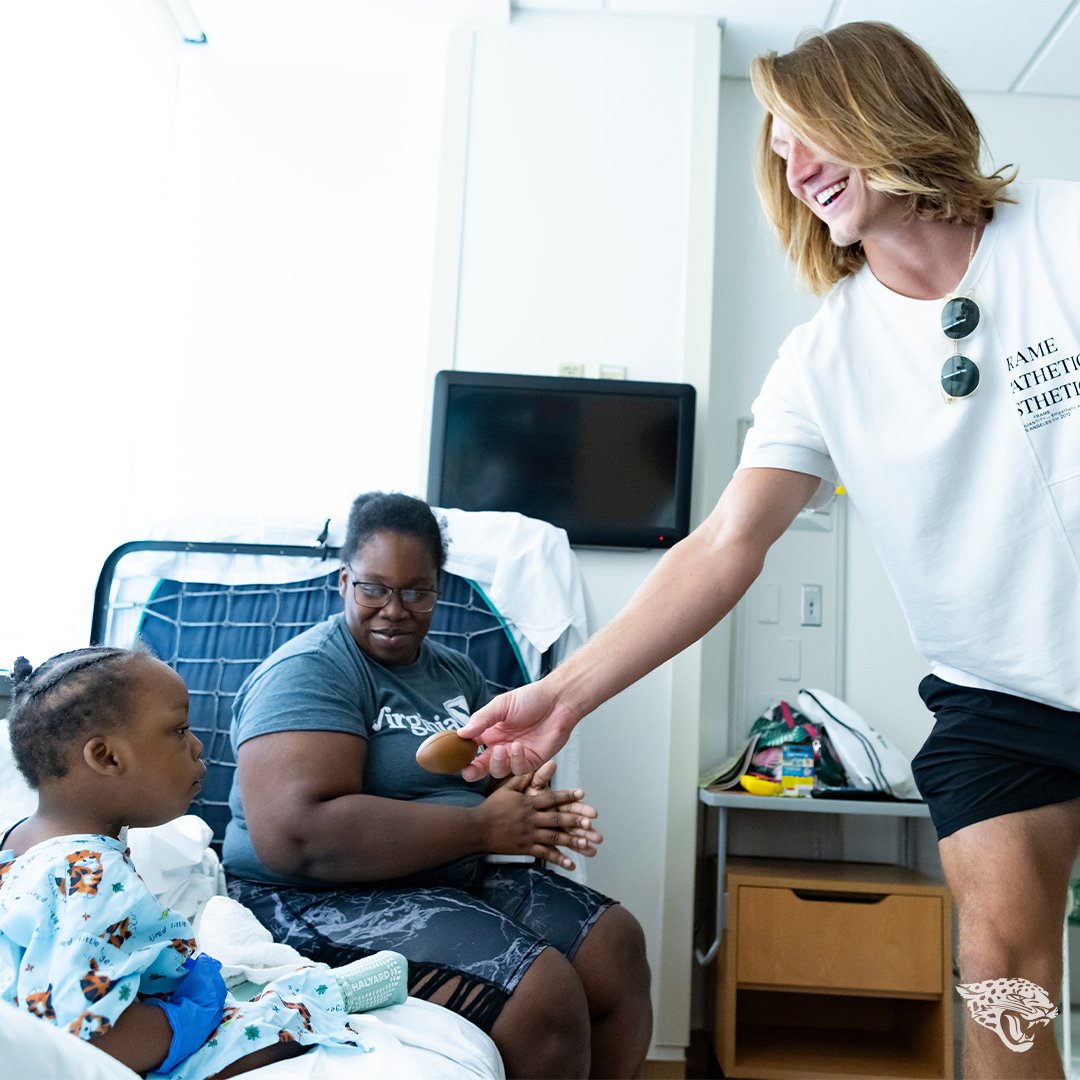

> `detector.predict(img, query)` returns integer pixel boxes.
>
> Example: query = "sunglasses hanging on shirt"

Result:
[940,294,981,403]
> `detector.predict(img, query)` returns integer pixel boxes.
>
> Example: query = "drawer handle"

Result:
[791,889,887,904]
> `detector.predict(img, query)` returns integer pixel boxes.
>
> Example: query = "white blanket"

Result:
[193,894,317,988]
[0,994,503,1079]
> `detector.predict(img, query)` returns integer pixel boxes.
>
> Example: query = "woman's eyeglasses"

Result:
[349,577,439,613]
[940,295,981,403]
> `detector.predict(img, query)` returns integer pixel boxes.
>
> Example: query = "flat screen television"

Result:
[427,370,696,548]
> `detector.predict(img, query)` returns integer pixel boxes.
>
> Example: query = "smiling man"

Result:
[460,21,1080,1079]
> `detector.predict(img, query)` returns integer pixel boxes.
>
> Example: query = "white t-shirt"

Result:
[739,179,1080,711]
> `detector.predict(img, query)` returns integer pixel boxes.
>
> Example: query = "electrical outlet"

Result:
[598,364,627,380]
[801,584,823,627]
[558,363,585,378]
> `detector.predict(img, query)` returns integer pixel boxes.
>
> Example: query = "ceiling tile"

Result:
[192,0,1080,99]
[512,0,604,11]
[1014,0,1080,95]
[607,0,733,13]
[829,0,1075,93]
[709,0,835,79]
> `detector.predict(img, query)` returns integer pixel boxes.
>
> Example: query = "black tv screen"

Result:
[427,370,696,548]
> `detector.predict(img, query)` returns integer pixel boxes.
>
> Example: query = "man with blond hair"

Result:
[460,21,1080,1078]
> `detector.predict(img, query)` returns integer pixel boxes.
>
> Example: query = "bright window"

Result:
[0,2,455,666]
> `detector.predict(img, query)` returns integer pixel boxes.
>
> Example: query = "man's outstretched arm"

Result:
[459,467,822,779]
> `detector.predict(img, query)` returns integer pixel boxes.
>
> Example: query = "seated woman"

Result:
[223,492,653,1080]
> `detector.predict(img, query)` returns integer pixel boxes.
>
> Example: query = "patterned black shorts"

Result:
[228,861,615,1033]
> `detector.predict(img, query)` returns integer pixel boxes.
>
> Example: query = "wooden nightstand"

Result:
[714,857,953,1079]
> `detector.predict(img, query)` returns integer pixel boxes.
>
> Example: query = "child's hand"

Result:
[144,954,227,1072]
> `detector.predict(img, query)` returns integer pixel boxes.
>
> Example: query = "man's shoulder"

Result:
[1005,178,1080,221]
[1015,177,1080,196]
[777,273,862,353]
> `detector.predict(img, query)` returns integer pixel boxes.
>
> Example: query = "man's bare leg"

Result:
[939,798,1080,1079]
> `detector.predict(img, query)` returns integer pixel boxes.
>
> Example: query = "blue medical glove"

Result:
[144,954,227,1073]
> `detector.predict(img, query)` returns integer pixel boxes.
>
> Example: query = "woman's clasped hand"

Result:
[483,759,603,871]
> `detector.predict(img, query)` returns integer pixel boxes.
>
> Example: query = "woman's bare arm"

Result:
[238,729,593,881]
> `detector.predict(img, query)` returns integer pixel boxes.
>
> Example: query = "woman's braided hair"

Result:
[7,647,148,788]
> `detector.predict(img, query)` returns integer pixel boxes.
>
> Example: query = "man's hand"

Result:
[458,679,580,781]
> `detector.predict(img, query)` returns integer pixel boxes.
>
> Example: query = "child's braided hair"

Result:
[7,647,149,788]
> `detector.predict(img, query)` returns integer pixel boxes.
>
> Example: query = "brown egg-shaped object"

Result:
[415,730,479,774]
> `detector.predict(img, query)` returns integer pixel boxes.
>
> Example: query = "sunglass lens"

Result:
[941,354,980,398]
[941,296,980,339]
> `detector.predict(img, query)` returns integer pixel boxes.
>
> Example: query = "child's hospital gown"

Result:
[0,833,372,1078]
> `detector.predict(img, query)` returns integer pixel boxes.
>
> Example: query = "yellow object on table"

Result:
[739,775,781,796]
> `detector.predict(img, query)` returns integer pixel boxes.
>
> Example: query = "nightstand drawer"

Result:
[735,883,944,995]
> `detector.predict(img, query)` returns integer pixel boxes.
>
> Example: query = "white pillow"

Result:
[0,1000,139,1080]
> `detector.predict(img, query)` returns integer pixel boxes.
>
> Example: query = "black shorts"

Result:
[913,674,1080,841]
[228,862,614,1034]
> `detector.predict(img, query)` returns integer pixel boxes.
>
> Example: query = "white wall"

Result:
[0,1,179,662]
[453,15,692,381]
[0,2,453,665]
[447,13,719,1061]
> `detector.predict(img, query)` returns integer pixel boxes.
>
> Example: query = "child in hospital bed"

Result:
[0,646,408,1079]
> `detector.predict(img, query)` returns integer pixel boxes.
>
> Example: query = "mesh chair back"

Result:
[93,545,531,848]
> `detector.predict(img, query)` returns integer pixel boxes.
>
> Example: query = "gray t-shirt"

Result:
[223,613,491,887]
